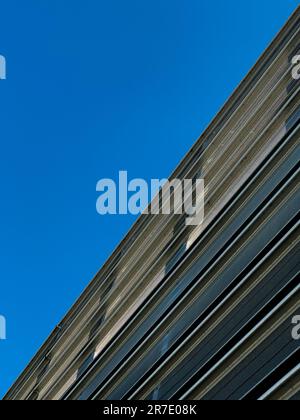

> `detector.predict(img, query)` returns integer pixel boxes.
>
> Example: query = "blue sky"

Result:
[0,0,298,398]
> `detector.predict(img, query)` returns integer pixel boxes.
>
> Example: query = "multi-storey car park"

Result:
[4,6,300,401]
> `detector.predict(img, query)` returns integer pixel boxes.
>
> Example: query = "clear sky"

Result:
[0,0,298,398]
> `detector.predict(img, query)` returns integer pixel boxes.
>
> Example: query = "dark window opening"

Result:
[286,105,300,131]
[165,243,187,275]
[89,313,105,339]
[27,389,39,400]
[77,352,95,380]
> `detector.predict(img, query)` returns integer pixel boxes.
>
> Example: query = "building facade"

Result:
[5,8,300,401]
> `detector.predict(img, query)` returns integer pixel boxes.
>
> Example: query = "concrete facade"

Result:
[4,7,300,401]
